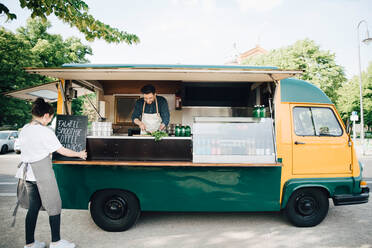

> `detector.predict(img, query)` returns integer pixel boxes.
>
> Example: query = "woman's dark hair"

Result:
[141,84,156,94]
[32,98,54,117]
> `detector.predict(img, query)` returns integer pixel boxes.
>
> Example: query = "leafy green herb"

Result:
[151,131,168,141]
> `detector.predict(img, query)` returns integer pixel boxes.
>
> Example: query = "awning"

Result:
[25,65,302,82]
[4,81,94,102]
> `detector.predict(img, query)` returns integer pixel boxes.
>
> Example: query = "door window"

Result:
[293,107,342,136]
[10,132,18,139]
[293,108,315,136]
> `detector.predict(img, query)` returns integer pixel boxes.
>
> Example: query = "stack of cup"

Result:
[92,121,113,136]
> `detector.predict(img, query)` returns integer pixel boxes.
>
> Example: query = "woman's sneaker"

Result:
[24,240,46,248]
[49,240,75,248]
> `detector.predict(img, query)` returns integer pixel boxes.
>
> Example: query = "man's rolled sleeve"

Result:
[160,98,170,126]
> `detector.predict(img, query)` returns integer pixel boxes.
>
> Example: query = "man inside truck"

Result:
[132,84,170,134]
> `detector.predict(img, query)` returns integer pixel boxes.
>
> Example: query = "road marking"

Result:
[366,180,372,184]
[0,182,17,185]
[0,193,16,196]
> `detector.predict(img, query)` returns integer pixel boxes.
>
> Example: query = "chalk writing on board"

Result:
[54,115,87,158]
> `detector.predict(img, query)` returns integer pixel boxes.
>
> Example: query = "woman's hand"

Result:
[57,147,87,160]
[79,150,87,160]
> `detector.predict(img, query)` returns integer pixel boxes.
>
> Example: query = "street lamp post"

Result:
[357,20,372,155]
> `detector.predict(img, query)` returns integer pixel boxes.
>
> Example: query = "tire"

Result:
[90,189,140,232]
[1,145,8,154]
[285,188,329,227]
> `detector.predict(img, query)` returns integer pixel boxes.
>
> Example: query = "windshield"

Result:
[0,133,10,139]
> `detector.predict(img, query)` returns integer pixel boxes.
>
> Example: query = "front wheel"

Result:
[1,145,8,154]
[285,188,329,227]
[90,189,140,232]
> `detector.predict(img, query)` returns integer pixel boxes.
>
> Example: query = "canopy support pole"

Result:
[57,79,70,115]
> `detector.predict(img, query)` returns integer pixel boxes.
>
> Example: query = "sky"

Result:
[1,0,372,79]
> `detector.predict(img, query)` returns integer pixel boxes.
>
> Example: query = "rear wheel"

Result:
[285,188,329,227]
[1,145,8,154]
[90,189,140,232]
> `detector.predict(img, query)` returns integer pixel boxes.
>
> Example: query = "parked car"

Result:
[14,138,21,154]
[0,131,18,154]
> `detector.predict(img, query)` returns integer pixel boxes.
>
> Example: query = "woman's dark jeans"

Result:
[25,181,61,245]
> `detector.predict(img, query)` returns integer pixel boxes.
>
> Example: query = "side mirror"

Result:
[9,136,14,140]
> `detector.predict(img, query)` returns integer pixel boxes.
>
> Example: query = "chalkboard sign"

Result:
[53,115,88,161]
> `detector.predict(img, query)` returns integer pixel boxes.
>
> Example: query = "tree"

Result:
[0,18,92,128]
[337,62,372,129]
[0,0,139,44]
[242,39,347,103]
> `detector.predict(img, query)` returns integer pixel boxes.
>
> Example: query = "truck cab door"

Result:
[291,105,351,175]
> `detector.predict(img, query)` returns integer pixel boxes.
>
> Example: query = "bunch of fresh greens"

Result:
[151,131,168,141]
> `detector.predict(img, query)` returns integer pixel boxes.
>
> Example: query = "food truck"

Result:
[7,64,369,231]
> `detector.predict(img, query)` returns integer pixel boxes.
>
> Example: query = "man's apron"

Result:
[140,97,162,134]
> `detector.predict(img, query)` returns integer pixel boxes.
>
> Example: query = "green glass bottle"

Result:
[253,105,259,118]
[185,125,191,137]
[260,105,266,118]
[175,125,181,137]
[181,126,186,136]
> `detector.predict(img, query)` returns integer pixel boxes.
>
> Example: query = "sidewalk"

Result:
[354,138,372,157]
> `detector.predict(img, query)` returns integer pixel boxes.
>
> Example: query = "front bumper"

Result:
[332,187,369,206]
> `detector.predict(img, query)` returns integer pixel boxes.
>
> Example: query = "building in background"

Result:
[226,45,268,65]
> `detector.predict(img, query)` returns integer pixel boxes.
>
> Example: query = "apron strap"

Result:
[31,119,43,126]
[155,96,159,116]
[142,100,146,116]
[11,162,30,227]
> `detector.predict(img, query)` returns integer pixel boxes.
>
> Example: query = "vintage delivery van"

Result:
[7,64,369,231]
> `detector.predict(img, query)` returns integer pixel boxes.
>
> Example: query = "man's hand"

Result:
[159,123,166,131]
[134,118,146,131]
[139,122,146,131]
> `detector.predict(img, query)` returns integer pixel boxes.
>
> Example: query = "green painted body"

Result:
[53,164,282,212]
[280,78,332,104]
[281,176,361,208]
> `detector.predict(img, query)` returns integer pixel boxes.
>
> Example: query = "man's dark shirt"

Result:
[131,96,170,125]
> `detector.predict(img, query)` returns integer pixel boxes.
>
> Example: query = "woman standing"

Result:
[15,98,87,248]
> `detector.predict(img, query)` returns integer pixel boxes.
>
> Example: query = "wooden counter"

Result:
[53,160,281,167]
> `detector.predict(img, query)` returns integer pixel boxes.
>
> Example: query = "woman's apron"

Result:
[140,96,162,134]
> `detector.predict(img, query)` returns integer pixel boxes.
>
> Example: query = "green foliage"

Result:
[81,93,99,123]
[242,39,347,103]
[337,62,372,128]
[3,0,139,44]
[16,18,92,66]
[71,97,84,115]
[0,18,92,128]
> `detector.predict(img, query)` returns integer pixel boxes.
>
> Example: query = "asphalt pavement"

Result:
[0,151,371,248]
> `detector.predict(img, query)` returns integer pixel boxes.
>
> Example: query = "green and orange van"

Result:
[10,64,369,231]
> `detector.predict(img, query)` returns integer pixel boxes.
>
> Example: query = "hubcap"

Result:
[103,195,127,220]
[297,196,317,216]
